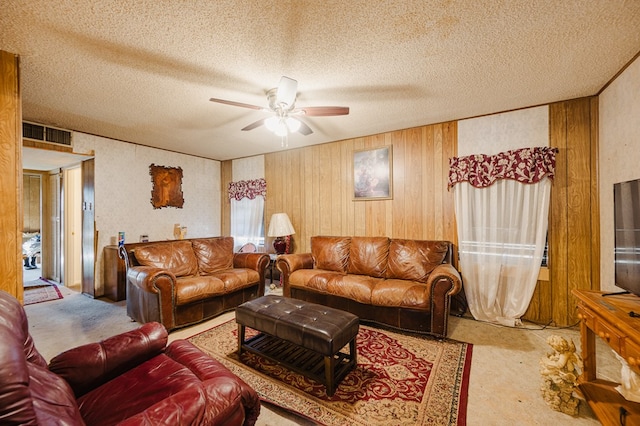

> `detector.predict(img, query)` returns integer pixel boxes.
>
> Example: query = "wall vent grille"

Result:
[23,122,72,147]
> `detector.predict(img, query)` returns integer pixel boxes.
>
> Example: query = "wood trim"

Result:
[524,97,598,326]
[0,50,23,300]
[220,160,232,236]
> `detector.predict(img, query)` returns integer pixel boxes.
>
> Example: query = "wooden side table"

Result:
[268,254,279,284]
[103,245,126,301]
[573,289,640,424]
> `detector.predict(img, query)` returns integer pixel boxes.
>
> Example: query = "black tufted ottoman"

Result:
[235,295,359,396]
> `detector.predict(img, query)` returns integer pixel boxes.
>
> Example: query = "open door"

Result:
[81,158,95,296]
[63,166,82,290]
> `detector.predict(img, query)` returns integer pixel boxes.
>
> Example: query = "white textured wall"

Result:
[458,106,549,155]
[73,133,221,295]
[599,56,640,292]
[232,155,264,181]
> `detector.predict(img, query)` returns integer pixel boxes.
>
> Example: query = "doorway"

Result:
[22,148,95,295]
[22,173,42,284]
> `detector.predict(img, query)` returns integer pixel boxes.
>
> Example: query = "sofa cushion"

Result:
[77,353,209,426]
[289,269,345,293]
[29,363,84,425]
[386,239,449,281]
[175,276,226,305]
[208,268,260,292]
[134,241,198,277]
[327,274,381,304]
[347,237,389,278]
[192,237,234,274]
[371,279,431,309]
[311,236,351,272]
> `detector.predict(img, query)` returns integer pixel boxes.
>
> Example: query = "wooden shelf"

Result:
[580,379,640,425]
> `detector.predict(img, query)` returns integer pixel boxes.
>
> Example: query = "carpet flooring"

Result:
[189,319,472,425]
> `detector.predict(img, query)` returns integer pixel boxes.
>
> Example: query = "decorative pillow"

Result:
[386,239,450,281]
[191,237,234,274]
[134,241,198,277]
[347,237,389,278]
[311,236,351,273]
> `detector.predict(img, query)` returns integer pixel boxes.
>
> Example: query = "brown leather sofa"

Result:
[121,236,269,331]
[276,236,462,337]
[0,290,260,425]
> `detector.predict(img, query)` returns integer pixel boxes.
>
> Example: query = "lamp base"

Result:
[273,237,287,255]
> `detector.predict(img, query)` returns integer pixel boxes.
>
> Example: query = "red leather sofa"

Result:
[0,290,260,425]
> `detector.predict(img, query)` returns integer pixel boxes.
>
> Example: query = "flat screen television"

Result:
[614,178,640,296]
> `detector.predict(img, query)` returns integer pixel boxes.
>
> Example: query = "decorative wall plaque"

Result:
[149,164,184,209]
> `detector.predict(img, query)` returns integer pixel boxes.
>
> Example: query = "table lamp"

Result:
[267,213,295,254]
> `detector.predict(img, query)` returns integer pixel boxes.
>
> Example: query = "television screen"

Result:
[614,178,640,296]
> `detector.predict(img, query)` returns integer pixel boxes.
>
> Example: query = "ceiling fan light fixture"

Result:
[285,117,301,133]
[264,116,279,132]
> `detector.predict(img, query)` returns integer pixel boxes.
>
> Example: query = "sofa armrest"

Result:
[426,263,462,296]
[276,253,314,297]
[426,263,463,337]
[233,252,269,297]
[48,322,168,398]
[127,265,177,293]
[126,266,179,330]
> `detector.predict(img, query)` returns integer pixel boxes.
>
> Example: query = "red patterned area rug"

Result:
[189,320,472,425]
[23,281,63,305]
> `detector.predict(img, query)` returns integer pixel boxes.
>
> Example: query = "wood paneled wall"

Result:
[23,174,41,233]
[220,160,233,236]
[523,97,600,325]
[0,50,23,300]
[263,102,598,327]
[264,122,458,256]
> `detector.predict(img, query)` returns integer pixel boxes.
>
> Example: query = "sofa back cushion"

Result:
[386,239,450,281]
[0,290,83,424]
[347,237,389,278]
[191,237,234,274]
[311,236,351,273]
[134,241,198,277]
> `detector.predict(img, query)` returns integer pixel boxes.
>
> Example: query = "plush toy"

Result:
[540,335,583,416]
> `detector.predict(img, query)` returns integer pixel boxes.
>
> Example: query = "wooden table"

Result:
[573,289,640,424]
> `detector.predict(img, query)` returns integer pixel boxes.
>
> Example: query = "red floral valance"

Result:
[448,147,557,189]
[227,178,267,200]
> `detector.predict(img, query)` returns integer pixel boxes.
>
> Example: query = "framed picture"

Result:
[149,164,184,209]
[353,146,393,200]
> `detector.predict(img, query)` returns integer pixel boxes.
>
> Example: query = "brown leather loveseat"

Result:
[277,236,462,337]
[0,290,260,425]
[121,236,269,331]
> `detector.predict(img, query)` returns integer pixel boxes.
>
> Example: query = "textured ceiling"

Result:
[2,1,640,162]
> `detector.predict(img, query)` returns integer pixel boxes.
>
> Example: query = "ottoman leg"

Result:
[238,324,246,355]
[350,337,357,366]
[325,355,336,396]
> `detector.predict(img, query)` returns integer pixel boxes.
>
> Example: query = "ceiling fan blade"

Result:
[297,106,350,116]
[209,98,265,111]
[276,76,298,108]
[241,119,265,131]
[297,120,313,136]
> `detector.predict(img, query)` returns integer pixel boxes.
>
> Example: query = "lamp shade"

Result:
[267,213,295,237]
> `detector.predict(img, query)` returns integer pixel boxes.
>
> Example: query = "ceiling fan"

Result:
[209,76,349,137]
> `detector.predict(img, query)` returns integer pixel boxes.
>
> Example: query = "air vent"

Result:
[46,127,71,146]
[23,122,72,147]
[23,122,44,141]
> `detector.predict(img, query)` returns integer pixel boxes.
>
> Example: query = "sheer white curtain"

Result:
[231,197,264,250]
[449,147,556,326]
[228,178,266,251]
